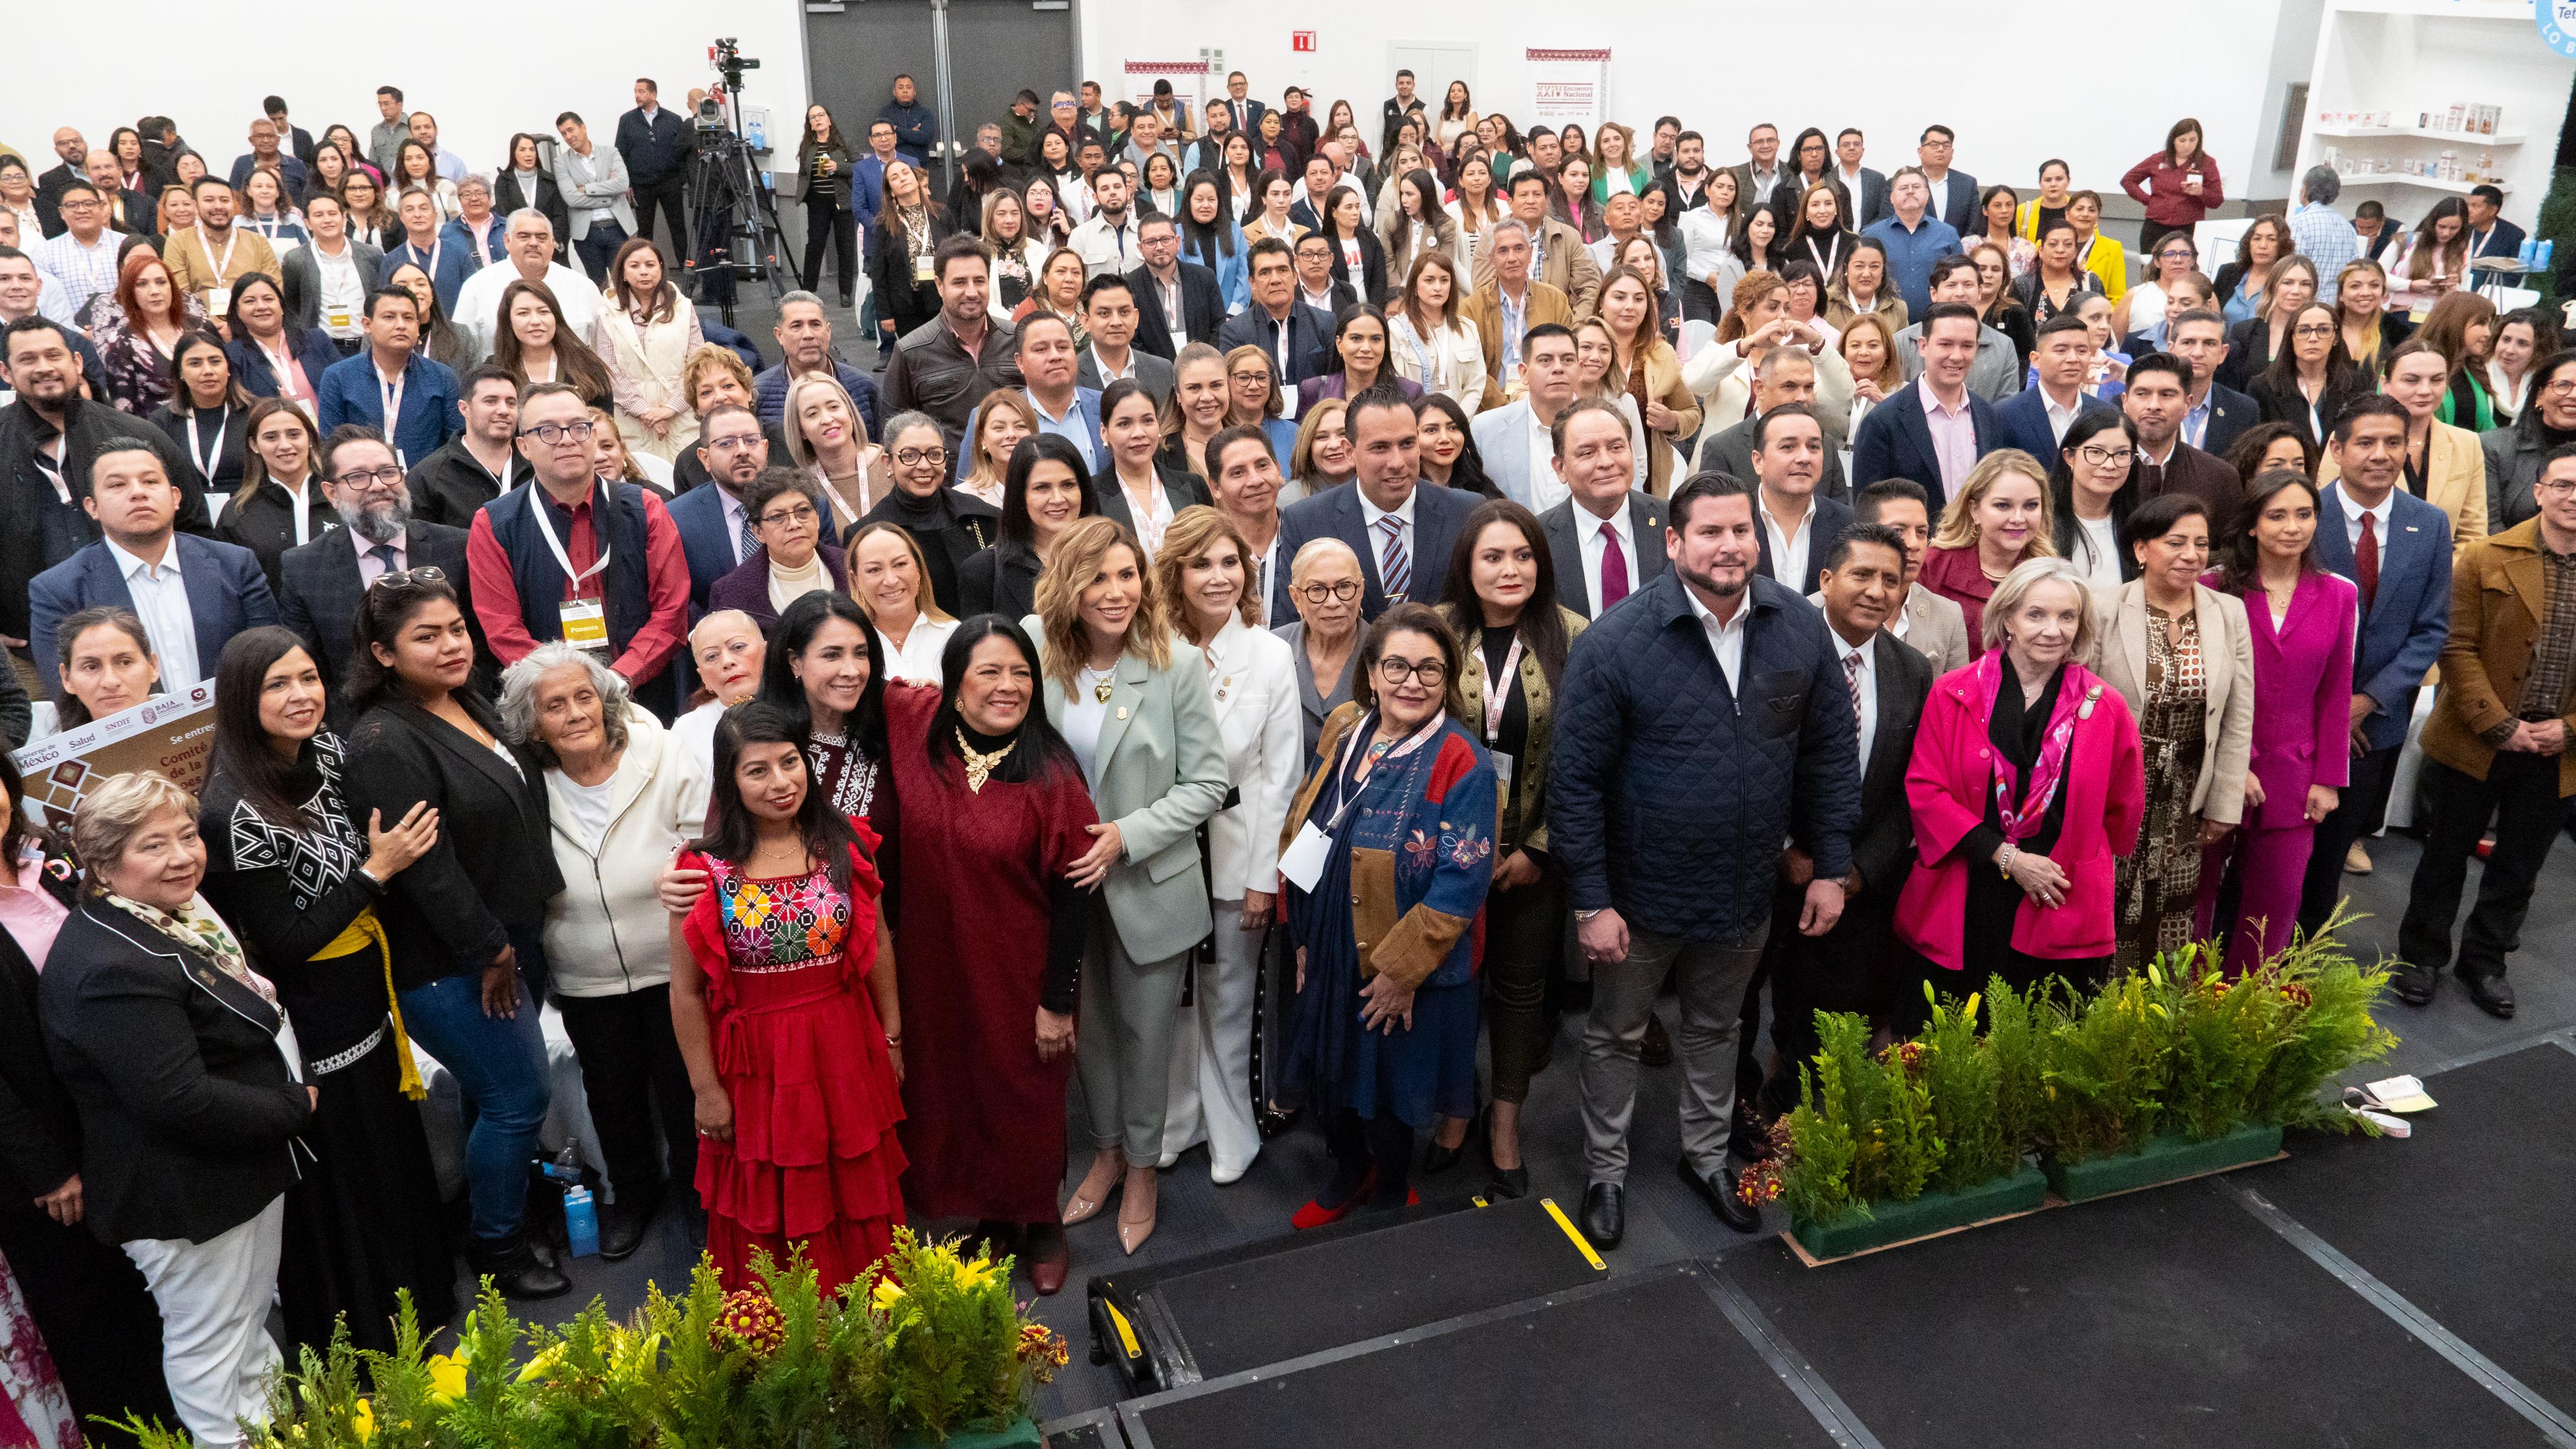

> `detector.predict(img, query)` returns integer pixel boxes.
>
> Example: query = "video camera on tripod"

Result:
[687,36,790,321]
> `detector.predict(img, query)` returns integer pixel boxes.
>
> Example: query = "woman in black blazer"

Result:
[495,133,572,255]
[214,397,339,596]
[341,572,570,1299]
[147,331,251,497]
[796,103,861,307]
[866,162,955,348]
[1094,380,1212,560]
[962,433,1099,620]
[0,755,178,1445]
[38,770,314,1449]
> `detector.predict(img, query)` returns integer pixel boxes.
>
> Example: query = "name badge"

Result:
[205,286,233,317]
[914,253,936,283]
[1491,752,1515,794]
[326,307,355,331]
[560,599,611,651]
[1279,821,1333,892]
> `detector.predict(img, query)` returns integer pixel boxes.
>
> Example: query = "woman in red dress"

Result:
[882,617,1099,1295]
[669,702,907,1294]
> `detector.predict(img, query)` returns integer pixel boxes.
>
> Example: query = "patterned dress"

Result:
[0,1260,77,1449]
[2114,604,2207,973]
[678,833,905,1294]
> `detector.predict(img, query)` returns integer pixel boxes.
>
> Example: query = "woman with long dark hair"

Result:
[2247,301,2364,453]
[1318,184,1387,305]
[1176,171,1247,311]
[1730,201,1789,278]
[960,435,1100,619]
[224,271,341,404]
[341,572,567,1298]
[48,607,159,735]
[1415,393,1499,497]
[2120,117,2224,258]
[2390,196,2471,316]
[796,103,860,307]
[2050,410,2143,593]
[214,396,333,594]
[147,330,250,494]
[882,619,1097,1293]
[668,701,907,1292]
[867,160,951,348]
[491,277,614,409]
[198,627,453,1354]
[596,237,706,465]
[758,590,894,834]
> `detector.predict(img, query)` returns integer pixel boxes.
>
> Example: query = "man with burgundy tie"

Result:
[1539,399,1668,618]
[2299,396,2451,944]
[1273,386,1480,619]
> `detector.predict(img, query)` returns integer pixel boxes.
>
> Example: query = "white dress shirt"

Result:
[1526,406,1572,515]
[106,537,200,687]
[1089,344,1139,386]
[1762,492,1820,594]
[878,616,961,685]
[1357,485,1417,598]
[2339,484,2395,553]
[1834,627,1880,768]
[1574,498,1638,619]
[2069,511,2123,596]
[1684,578,1748,696]
[2040,385,2086,446]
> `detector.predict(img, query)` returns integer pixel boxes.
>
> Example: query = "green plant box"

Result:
[2042,1121,2284,1203]
[890,1418,1042,1449]
[1788,1164,2048,1263]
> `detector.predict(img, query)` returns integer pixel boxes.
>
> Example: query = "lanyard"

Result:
[257,337,302,398]
[375,363,405,435]
[185,407,229,481]
[276,474,317,547]
[250,214,281,240]
[406,237,442,275]
[1479,632,1524,746]
[194,223,239,281]
[469,224,492,267]
[529,485,614,593]
[1322,710,1445,831]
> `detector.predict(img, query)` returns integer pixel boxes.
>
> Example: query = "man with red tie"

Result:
[1540,399,1669,619]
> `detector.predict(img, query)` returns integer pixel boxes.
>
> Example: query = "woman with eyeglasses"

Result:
[861,411,1000,614]
[2248,302,2365,455]
[1277,601,1497,1227]
[2050,411,2144,598]
[2217,255,2318,394]
[214,398,333,593]
[1223,346,1302,474]
[1277,537,1368,759]
[707,469,848,634]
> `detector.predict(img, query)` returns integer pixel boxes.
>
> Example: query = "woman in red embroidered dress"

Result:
[669,702,907,1294]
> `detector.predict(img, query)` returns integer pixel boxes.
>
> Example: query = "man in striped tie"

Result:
[1274,388,1482,620]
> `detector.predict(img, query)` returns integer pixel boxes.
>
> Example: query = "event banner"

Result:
[1526,48,1612,131]
[1126,61,1209,121]
[12,684,218,829]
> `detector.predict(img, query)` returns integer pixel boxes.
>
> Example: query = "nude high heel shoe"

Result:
[1116,1166,1159,1255]
[1061,1148,1125,1226]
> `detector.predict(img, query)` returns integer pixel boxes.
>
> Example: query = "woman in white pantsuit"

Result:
[1152,507,1303,1183]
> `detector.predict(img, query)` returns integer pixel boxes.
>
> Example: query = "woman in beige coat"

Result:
[594,237,707,464]
[2087,494,2255,971]
[1595,266,1702,496]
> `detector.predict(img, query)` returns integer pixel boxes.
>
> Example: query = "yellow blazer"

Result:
[2013,201,2127,300]
[2317,419,2489,556]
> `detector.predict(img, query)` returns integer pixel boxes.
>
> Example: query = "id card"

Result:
[914,253,936,282]
[205,286,232,317]
[1279,822,1333,892]
[560,599,610,651]
[1491,751,1515,794]
[326,307,355,332]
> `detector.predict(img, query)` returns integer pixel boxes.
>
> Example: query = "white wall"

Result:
[1079,0,2297,209]
[0,4,810,188]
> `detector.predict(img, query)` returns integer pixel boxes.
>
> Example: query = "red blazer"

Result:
[1919,546,2013,659]
[1895,659,2145,971]
[2229,568,2357,832]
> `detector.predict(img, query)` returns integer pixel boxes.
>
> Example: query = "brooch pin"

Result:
[2077,684,2104,720]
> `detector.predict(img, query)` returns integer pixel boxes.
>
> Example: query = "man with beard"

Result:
[279,424,490,718]
[406,364,531,526]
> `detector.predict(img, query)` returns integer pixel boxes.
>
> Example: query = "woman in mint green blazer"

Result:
[1024,515,1229,1256]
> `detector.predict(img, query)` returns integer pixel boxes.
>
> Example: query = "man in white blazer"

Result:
[1471,324,1583,512]
[1853,477,1969,674]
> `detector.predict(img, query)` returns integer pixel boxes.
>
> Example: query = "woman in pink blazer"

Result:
[2195,471,2357,971]
[1897,558,2146,999]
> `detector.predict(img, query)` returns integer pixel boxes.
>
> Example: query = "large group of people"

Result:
[0,61,2567,1449]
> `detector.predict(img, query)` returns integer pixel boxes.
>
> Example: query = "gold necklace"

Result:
[956,728,1016,793]
[1083,662,1116,703]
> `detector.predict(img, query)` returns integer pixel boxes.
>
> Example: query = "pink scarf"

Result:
[1975,653,2103,844]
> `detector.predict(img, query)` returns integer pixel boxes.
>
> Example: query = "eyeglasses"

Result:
[2543,380,2576,398]
[2537,479,2576,497]
[2292,324,2336,339]
[518,420,596,445]
[2077,445,2134,468]
[893,446,947,466]
[367,566,446,590]
[705,432,764,453]
[334,464,407,489]
[758,502,819,527]
[1298,579,1361,603]
[1375,656,1448,686]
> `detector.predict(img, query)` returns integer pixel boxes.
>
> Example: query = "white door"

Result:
[1386,41,1479,133]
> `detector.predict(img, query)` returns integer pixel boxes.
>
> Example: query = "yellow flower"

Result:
[351,1399,375,1443]
[871,1277,906,1313]
[516,1346,564,1385]
[952,1256,999,1293]
[427,1354,466,1403]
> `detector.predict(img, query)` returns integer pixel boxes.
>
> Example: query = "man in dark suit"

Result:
[224,120,308,196]
[1993,313,2115,462]
[1748,406,1854,588]
[2299,398,2451,942]
[406,366,532,528]
[1849,303,2001,509]
[616,79,695,258]
[1695,344,1848,499]
[1379,72,1427,163]
[1290,232,1362,318]
[1756,521,1934,1117]
[29,129,85,238]
[281,427,489,718]
[1074,274,1175,407]
[1918,126,1980,235]
[1828,128,1891,230]
[79,152,154,246]
[668,402,769,611]
[1127,217,1225,362]
[1273,389,1479,620]
[2123,352,2243,523]
[2165,308,2259,459]
[263,97,319,171]
[2465,185,2526,266]
[1216,238,1334,396]
[1539,399,1668,619]
[30,443,275,695]
[1215,72,1266,145]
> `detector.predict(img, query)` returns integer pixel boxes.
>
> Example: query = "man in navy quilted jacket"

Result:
[1549,469,1860,1250]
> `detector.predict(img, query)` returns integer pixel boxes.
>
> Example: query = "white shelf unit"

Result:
[2294,0,2572,228]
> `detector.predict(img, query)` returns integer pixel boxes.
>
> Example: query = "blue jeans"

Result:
[573,219,630,283]
[397,971,550,1242]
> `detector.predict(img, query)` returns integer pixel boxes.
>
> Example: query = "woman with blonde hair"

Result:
[2333,258,2403,374]
[1921,450,2058,655]
[594,237,706,464]
[1570,317,1651,487]
[1385,251,1489,416]
[1590,123,1650,202]
[1290,396,1357,495]
[959,389,1037,508]
[845,520,959,684]
[2389,198,2471,316]
[1593,265,1700,495]
[1837,311,1904,437]
[1154,344,1234,481]
[1030,516,1229,1256]
[1684,269,1851,439]
[781,372,888,530]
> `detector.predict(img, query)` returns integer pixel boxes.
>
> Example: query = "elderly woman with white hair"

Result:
[1895,556,2146,1001]
[1274,536,1368,760]
[38,771,316,1449]
[500,642,714,1260]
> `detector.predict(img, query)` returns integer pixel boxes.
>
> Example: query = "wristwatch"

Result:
[1574,908,1606,923]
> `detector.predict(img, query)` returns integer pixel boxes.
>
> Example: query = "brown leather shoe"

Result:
[1024,1222,1069,1295]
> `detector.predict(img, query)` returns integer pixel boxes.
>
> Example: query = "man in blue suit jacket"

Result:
[1216,238,1335,396]
[1850,306,2001,510]
[2299,398,2452,939]
[1992,313,2114,462]
[31,443,277,696]
[1272,390,1480,622]
[668,402,768,611]
[314,289,460,469]
[1016,314,1108,474]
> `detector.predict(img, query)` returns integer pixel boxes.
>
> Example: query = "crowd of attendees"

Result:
[0,59,2569,1449]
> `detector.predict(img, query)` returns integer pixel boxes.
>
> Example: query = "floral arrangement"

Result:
[1760,921,2396,1225]
[119,1233,1066,1449]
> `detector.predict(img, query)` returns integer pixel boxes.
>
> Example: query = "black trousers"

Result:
[2399,753,2564,981]
[554,985,698,1212]
[632,175,689,258]
[0,1201,177,1446]
[1759,884,1898,1118]
[2298,741,2399,942]
[801,196,861,302]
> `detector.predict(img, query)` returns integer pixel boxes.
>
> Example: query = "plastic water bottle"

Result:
[563,1186,600,1258]
[2541,240,2557,272]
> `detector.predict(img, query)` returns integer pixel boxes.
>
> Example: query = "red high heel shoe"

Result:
[1290,1173,1421,1229]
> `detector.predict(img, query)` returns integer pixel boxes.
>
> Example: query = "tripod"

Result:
[685,84,794,324]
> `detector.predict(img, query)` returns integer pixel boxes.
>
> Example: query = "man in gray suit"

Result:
[1471,324,1583,511]
[1694,344,1848,499]
[1891,256,2021,403]
[1074,274,1175,406]
[1852,477,1969,674]
[1539,400,1669,619]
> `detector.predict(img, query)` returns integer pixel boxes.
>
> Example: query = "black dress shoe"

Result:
[468,1232,573,1300]
[597,1198,655,1262]
[1678,1157,1760,1233]
[2390,963,2437,1006]
[1421,1107,1486,1175]
[2462,973,2516,1019]
[1487,1165,1530,1200]
[1640,1014,1673,1068]
[1580,1182,1625,1248]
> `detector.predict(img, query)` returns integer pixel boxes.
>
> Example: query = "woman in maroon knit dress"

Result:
[882,617,1098,1295]
[669,702,908,1294]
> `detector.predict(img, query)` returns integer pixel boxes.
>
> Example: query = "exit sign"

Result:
[1292,30,1316,51]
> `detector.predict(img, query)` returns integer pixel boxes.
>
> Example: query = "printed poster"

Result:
[1526,48,1611,131]
[14,683,219,829]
